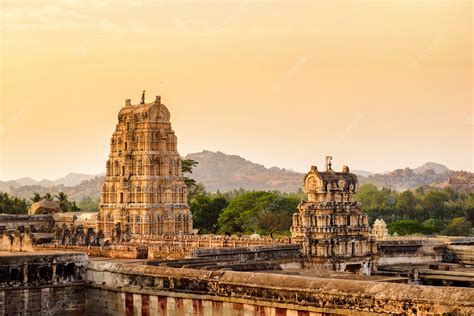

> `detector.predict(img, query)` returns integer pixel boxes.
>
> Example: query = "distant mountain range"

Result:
[3,176,104,202]
[1,151,472,201]
[185,151,472,193]
[184,151,302,192]
[358,165,472,192]
[0,173,103,191]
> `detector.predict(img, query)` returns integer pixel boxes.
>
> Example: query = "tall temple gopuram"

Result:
[291,157,376,271]
[97,93,193,238]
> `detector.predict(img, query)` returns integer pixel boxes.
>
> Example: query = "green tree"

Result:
[188,182,206,201]
[77,197,100,212]
[0,192,30,214]
[257,208,293,236]
[218,191,298,234]
[55,192,71,212]
[70,201,80,212]
[422,218,444,234]
[357,184,398,223]
[466,208,474,226]
[421,190,450,221]
[396,190,418,219]
[441,217,472,236]
[181,159,198,187]
[190,194,228,233]
[356,184,380,208]
[387,220,428,236]
[182,159,198,173]
[31,192,42,203]
[43,193,53,201]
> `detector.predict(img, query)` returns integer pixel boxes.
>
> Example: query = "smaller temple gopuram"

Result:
[372,218,389,240]
[291,157,376,272]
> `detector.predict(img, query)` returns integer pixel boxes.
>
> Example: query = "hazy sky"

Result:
[1,0,472,181]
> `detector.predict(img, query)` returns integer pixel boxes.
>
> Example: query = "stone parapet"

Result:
[0,252,87,315]
[35,244,149,259]
[86,260,474,315]
[191,245,301,261]
[447,245,474,265]
[0,251,88,287]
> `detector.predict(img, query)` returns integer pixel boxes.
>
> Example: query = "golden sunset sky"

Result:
[1,0,472,180]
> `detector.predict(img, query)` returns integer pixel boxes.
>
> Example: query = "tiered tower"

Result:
[291,157,376,271]
[97,94,192,238]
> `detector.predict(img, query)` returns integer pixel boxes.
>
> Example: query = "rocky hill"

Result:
[430,171,474,193]
[184,151,303,192]
[358,168,449,191]
[1,152,472,199]
[185,152,473,192]
[6,176,104,201]
[0,173,99,192]
[414,162,451,175]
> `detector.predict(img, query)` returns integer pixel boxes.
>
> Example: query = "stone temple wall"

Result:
[376,239,445,266]
[0,252,87,315]
[0,214,53,233]
[191,245,301,261]
[85,260,474,315]
[1,285,86,316]
[1,251,473,315]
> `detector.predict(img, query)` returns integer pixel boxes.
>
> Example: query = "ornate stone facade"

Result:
[97,94,192,238]
[372,218,389,240]
[291,157,376,266]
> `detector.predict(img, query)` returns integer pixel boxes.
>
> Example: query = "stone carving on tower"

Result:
[97,93,193,238]
[291,157,376,271]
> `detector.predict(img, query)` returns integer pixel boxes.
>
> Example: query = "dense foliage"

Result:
[190,194,228,233]
[357,184,473,236]
[182,159,199,191]
[76,196,100,212]
[54,192,80,212]
[189,184,473,237]
[188,189,301,236]
[0,191,89,214]
[0,192,30,214]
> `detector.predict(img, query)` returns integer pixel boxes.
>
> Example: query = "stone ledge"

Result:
[86,260,474,315]
[88,283,385,316]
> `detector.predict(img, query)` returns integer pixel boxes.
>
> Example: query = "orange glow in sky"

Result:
[0,0,472,180]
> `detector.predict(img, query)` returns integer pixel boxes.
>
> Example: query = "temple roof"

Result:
[118,95,171,123]
[306,170,358,183]
[29,199,61,215]
[303,164,359,194]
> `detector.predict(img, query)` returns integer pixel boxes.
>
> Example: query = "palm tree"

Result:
[31,192,42,203]
[43,193,53,201]
[70,201,80,212]
[55,192,69,202]
[55,192,70,212]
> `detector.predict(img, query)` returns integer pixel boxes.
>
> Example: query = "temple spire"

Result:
[140,90,146,104]
[325,156,333,171]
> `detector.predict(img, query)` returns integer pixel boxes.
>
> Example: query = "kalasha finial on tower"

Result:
[140,90,146,104]
[325,156,333,172]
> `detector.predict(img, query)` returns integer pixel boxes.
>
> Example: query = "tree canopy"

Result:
[0,192,29,214]
[357,184,474,236]
[190,194,228,233]
[217,191,299,235]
